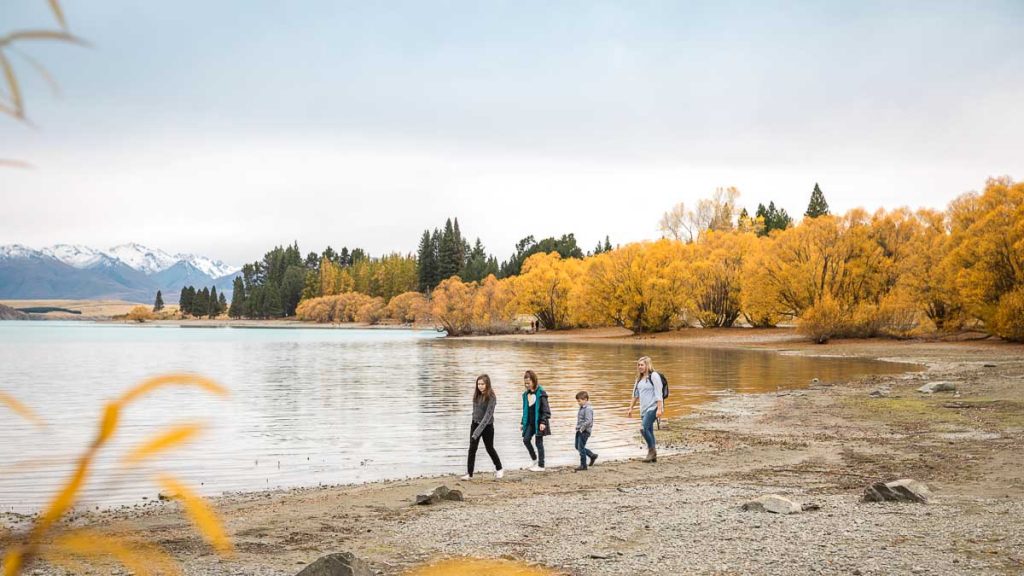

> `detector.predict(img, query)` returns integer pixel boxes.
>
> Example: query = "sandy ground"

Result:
[3,330,1022,575]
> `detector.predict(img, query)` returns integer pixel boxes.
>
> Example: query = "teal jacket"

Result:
[521,386,551,437]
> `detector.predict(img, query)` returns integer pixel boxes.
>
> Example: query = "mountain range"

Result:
[0,243,240,303]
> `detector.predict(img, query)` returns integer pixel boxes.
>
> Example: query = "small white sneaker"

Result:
[495,469,504,479]
[460,474,472,481]
[529,465,545,472]
[531,459,538,468]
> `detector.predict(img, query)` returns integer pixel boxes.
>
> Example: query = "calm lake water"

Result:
[0,322,918,512]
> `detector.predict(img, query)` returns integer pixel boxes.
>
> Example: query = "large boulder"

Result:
[740,495,802,514]
[295,552,372,576]
[862,479,931,503]
[917,381,956,394]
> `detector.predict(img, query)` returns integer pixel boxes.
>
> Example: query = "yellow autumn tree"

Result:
[578,240,692,333]
[946,177,1024,340]
[508,253,583,330]
[472,274,515,333]
[690,231,753,327]
[430,277,476,336]
[386,291,430,324]
[740,236,785,327]
[897,208,964,331]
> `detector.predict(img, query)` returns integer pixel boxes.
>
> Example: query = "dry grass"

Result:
[1,374,232,575]
[0,300,152,318]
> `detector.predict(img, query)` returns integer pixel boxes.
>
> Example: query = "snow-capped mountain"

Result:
[40,244,109,269]
[16,243,241,277]
[104,243,179,275]
[0,243,240,302]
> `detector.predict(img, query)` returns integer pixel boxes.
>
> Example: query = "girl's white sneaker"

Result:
[460,474,472,481]
[529,465,545,472]
[495,469,504,479]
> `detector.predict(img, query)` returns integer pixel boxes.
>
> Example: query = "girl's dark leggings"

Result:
[522,422,545,467]
[467,422,502,476]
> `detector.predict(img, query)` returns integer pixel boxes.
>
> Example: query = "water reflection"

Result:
[0,322,916,512]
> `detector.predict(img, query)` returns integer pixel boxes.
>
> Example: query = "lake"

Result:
[0,322,918,512]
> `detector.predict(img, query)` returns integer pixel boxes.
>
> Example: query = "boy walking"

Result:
[574,391,598,471]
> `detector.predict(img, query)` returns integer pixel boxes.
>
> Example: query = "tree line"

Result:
[418,179,1024,342]
[178,285,228,318]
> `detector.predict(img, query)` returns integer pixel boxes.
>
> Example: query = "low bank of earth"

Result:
[4,330,1023,575]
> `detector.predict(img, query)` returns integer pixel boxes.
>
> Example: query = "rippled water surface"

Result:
[0,322,918,511]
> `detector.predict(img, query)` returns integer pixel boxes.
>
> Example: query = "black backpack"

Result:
[652,371,669,399]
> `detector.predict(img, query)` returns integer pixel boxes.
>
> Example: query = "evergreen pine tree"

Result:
[218,292,227,315]
[429,229,442,287]
[805,183,830,218]
[153,290,164,312]
[192,287,209,317]
[229,276,246,318]
[417,230,437,292]
[438,219,460,280]
[209,286,219,318]
[178,287,191,315]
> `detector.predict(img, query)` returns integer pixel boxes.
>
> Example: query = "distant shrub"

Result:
[386,291,430,324]
[126,306,154,323]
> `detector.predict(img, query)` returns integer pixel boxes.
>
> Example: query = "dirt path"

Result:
[6,332,1023,575]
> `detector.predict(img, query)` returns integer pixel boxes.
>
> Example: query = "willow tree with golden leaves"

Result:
[946,177,1024,341]
[430,276,476,336]
[578,240,693,333]
[690,231,755,327]
[471,274,513,332]
[508,253,583,330]
[897,208,965,331]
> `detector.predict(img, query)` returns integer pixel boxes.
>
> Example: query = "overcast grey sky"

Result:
[2,0,1022,263]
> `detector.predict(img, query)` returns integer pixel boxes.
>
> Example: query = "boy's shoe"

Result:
[460,474,473,481]
[529,465,545,472]
[589,453,598,467]
[495,469,504,479]
[574,466,587,472]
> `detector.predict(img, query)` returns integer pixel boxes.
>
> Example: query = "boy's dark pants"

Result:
[575,430,596,468]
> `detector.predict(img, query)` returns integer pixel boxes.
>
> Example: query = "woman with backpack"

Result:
[626,356,664,463]
[520,369,551,471]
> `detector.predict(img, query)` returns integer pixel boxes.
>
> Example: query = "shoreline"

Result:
[4,333,1022,575]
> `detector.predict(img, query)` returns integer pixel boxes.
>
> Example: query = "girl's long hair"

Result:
[635,356,653,384]
[474,374,495,404]
[523,369,538,390]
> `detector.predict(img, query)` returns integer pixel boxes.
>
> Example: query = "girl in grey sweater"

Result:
[462,374,504,480]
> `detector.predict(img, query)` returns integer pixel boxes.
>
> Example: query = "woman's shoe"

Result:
[529,465,545,472]
[495,469,504,479]
[460,474,473,480]
[642,448,657,463]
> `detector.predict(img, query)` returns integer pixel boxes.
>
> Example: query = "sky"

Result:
[1,0,1022,264]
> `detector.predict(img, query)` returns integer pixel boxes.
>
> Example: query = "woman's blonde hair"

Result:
[635,356,653,384]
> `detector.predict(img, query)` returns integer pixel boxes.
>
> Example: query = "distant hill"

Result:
[0,244,240,302]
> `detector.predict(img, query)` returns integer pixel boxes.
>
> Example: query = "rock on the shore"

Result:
[416,485,463,505]
[295,552,372,576]
[862,479,931,503]
[917,381,956,394]
[741,495,802,514]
